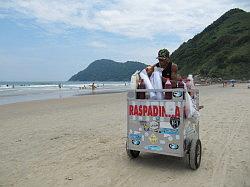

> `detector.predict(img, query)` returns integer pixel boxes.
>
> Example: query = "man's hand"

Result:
[146,66,154,76]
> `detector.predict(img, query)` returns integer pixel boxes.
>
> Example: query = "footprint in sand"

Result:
[98,137,109,144]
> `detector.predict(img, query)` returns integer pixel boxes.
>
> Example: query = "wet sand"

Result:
[0,84,249,187]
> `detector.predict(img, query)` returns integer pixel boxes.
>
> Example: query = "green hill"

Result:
[69,59,147,81]
[171,8,250,80]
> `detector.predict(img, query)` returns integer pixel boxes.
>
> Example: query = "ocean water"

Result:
[0,81,130,105]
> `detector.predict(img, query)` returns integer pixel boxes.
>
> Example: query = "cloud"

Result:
[87,41,107,48]
[1,0,249,40]
[97,0,249,40]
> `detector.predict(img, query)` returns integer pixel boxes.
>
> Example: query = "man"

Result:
[91,82,96,91]
[146,48,178,87]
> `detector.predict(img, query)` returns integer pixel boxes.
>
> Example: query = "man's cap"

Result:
[156,48,169,59]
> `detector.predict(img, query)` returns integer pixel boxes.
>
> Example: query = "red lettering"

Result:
[130,104,175,118]
[148,106,152,116]
[143,105,147,116]
[162,106,167,117]
[134,105,138,116]
[153,106,158,116]
[129,105,133,115]
[138,105,142,116]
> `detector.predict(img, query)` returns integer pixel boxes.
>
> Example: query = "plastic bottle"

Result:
[189,74,193,82]
[165,78,172,100]
[185,78,191,95]
[187,74,195,89]
[187,74,195,97]
[177,78,185,100]
[137,79,146,99]
[186,79,191,90]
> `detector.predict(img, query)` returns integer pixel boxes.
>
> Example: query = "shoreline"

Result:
[0,81,130,106]
[0,89,128,106]
[1,83,247,106]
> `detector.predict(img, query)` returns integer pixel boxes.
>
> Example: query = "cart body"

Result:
[126,89,200,158]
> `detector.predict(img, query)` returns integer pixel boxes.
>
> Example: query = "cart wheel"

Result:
[189,139,202,170]
[126,142,140,158]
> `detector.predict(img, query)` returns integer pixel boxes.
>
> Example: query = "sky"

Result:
[0,0,249,81]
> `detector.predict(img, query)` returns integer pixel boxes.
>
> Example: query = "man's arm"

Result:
[171,63,178,81]
[146,63,158,76]
[171,63,178,87]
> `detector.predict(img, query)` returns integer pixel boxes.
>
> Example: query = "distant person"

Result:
[79,85,86,89]
[91,83,96,92]
[223,81,227,87]
[145,48,178,88]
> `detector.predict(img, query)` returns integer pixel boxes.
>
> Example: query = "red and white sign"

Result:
[129,103,180,118]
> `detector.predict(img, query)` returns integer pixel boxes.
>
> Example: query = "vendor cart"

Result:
[126,88,202,170]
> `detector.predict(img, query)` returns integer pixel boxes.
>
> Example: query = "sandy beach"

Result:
[0,84,249,187]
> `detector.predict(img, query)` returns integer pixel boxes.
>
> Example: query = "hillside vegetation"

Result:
[69,59,147,81]
[171,8,250,80]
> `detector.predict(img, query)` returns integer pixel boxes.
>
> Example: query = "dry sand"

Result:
[0,84,249,187]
